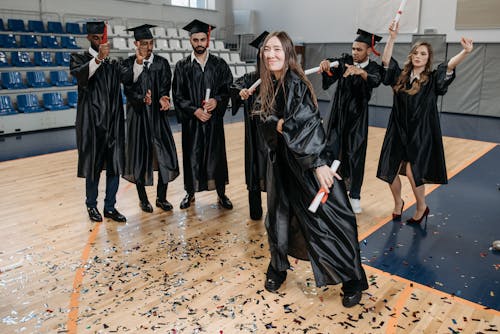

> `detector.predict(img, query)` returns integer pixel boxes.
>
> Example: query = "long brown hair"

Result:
[257,31,317,118]
[394,41,433,95]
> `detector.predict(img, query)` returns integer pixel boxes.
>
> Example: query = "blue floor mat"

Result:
[361,145,500,310]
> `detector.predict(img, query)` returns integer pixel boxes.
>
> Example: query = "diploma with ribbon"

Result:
[248,61,340,92]
[308,160,341,213]
[202,88,211,113]
[393,0,408,27]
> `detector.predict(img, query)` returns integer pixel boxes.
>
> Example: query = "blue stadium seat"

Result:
[0,96,17,115]
[11,51,33,67]
[65,22,81,35]
[34,51,54,66]
[20,34,39,48]
[7,19,26,32]
[0,18,4,31]
[17,94,44,113]
[0,51,9,67]
[81,23,87,34]
[43,92,69,110]
[55,52,70,66]
[50,70,73,86]
[27,71,50,88]
[61,36,79,49]
[27,20,45,33]
[47,21,64,34]
[1,72,26,89]
[41,35,59,48]
[0,34,17,48]
[67,91,78,107]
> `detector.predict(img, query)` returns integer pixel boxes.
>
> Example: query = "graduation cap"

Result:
[182,19,216,35]
[126,24,156,40]
[86,21,105,34]
[355,29,382,56]
[249,31,269,49]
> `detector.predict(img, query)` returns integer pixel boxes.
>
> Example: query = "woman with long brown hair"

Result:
[257,31,368,308]
[377,22,473,224]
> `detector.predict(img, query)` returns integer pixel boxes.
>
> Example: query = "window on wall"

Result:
[171,0,215,10]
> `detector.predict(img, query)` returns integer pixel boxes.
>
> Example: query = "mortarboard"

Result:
[249,31,269,49]
[182,19,216,34]
[126,24,156,41]
[355,29,382,56]
[86,21,105,34]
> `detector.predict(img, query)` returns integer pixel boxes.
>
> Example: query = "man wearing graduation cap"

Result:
[172,19,233,210]
[70,21,126,223]
[120,24,179,213]
[318,29,384,214]
[230,31,269,220]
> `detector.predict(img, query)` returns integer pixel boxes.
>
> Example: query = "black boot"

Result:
[248,190,262,220]
[264,263,287,292]
[180,193,195,209]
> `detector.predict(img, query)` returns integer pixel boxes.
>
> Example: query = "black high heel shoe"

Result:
[406,206,429,225]
[392,199,405,221]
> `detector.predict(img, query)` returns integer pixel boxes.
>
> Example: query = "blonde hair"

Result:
[394,41,433,95]
[257,31,317,118]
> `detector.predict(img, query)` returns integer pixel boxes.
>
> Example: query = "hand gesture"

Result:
[315,165,342,194]
[343,64,364,78]
[239,88,252,100]
[461,37,473,54]
[203,98,217,113]
[388,20,399,38]
[159,96,170,111]
[135,47,145,64]
[98,42,110,60]
[319,59,331,73]
[194,107,212,122]
[144,89,152,106]
[276,118,284,134]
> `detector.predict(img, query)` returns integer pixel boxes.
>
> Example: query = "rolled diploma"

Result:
[394,0,408,24]
[248,61,340,92]
[203,88,211,113]
[308,160,341,213]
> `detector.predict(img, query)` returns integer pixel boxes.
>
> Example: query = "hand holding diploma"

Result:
[309,160,342,213]
[392,0,408,29]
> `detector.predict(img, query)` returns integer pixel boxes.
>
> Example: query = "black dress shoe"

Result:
[264,263,287,292]
[218,194,233,210]
[104,209,127,223]
[140,201,153,213]
[342,291,362,308]
[87,207,103,222]
[179,193,195,209]
[156,199,173,211]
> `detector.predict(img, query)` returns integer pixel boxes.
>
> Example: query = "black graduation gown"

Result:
[172,54,233,192]
[70,52,125,181]
[322,54,383,196]
[120,54,179,186]
[377,58,455,186]
[230,71,267,192]
[261,71,367,287]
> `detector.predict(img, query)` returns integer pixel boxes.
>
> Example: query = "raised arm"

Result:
[381,21,399,67]
[447,37,473,71]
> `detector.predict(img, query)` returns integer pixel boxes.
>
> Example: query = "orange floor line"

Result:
[385,282,413,334]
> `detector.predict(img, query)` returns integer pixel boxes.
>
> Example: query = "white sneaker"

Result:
[350,198,362,214]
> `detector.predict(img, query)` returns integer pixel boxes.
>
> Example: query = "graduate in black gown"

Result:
[230,31,269,220]
[120,24,179,213]
[172,19,233,210]
[378,21,474,224]
[258,31,368,308]
[319,29,383,214]
[70,21,126,223]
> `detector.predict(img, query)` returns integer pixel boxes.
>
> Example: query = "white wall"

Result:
[1,0,228,32]
[232,0,500,43]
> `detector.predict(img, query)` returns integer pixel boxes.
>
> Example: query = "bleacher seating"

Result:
[61,36,79,49]
[1,72,26,89]
[82,23,87,34]
[156,39,169,50]
[113,25,129,37]
[166,27,179,38]
[180,39,191,50]
[47,21,64,34]
[0,34,17,48]
[27,71,51,88]
[112,37,128,50]
[34,51,54,66]
[65,22,81,35]
[178,29,189,39]
[20,34,39,48]
[17,94,44,112]
[0,96,17,115]
[41,35,59,48]
[28,20,45,33]
[67,91,78,108]
[11,51,33,67]
[158,53,171,62]
[170,52,184,65]
[50,70,74,86]
[0,18,4,31]
[43,92,69,110]
[169,39,182,50]
[55,52,71,66]
[7,19,26,32]
[219,52,230,64]
[230,52,242,64]
[229,65,237,78]
[214,40,226,50]
[246,65,256,73]
[127,38,136,50]
[0,51,9,67]
[153,27,166,38]
[236,65,246,77]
